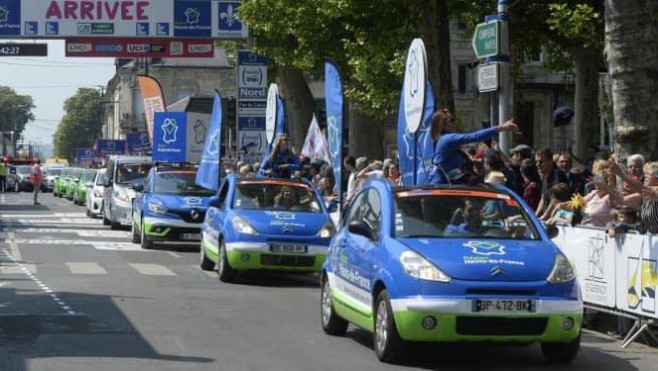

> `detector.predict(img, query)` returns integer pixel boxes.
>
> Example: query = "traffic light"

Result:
[226,97,236,125]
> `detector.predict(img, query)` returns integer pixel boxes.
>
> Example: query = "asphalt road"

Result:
[1,190,658,371]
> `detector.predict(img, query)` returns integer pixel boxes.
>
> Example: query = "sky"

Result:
[1,40,116,147]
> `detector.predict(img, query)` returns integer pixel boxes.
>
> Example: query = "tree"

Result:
[0,86,35,154]
[53,88,104,161]
[605,0,658,160]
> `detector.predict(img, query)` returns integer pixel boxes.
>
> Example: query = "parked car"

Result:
[54,167,72,197]
[43,167,63,193]
[320,181,582,364]
[6,166,18,192]
[65,168,83,201]
[200,175,334,282]
[102,155,153,229]
[73,169,97,205]
[86,169,106,218]
[131,164,215,249]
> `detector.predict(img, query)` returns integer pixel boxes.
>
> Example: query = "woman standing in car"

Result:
[258,134,301,179]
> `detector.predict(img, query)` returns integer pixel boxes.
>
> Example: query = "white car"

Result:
[86,169,106,218]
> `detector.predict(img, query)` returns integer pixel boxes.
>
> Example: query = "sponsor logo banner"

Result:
[65,37,213,58]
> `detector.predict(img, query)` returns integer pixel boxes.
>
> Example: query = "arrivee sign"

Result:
[65,37,214,57]
[0,0,249,39]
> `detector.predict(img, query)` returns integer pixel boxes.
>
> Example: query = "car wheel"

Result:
[131,220,141,244]
[217,240,237,283]
[199,242,215,271]
[541,333,581,364]
[374,290,407,363]
[321,276,348,335]
[140,219,153,249]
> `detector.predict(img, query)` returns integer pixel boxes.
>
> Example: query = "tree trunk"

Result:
[421,0,455,112]
[348,101,385,160]
[572,47,602,158]
[605,0,658,160]
[276,66,316,152]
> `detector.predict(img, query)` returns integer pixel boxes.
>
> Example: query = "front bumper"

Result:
[143,216,202,242]
[389,297,582,343]
[224,241,328,272]
[111,200,133,226]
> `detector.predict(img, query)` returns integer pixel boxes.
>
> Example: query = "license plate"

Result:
[474,299,534,313]
[270,244,308,254]
[181,233,201,240]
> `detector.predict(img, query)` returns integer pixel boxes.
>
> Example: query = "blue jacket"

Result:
[257,150,301,179]
[427,127,498,185]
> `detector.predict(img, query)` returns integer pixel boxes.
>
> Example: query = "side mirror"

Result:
[545,224,559,239]
[348,221,374,240]
[104,180,112,187]
[85,182,94,188]
[133,184,144,193]
[208,195,221,208]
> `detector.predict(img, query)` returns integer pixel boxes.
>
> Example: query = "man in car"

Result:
[444,199,485,236]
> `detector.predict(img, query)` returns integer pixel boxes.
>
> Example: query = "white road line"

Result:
[0,263,36,274]
[66,262,108,275]
[129,263,176,276]
[1,213,88,218]
[166,251,182,258]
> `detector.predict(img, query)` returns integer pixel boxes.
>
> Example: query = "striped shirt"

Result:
[641,198,658,234]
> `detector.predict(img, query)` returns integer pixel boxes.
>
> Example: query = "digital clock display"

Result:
[0,44,48,57]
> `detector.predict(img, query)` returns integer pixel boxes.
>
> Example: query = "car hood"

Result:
[235,210,329,236]
[148,194,211,211]
[399,238,556,281]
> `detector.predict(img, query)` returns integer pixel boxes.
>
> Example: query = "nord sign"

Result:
[472,20,500,59]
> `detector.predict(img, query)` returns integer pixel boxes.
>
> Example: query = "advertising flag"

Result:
[195,91,223,191]
[137,75,166,142]
[325,60,343,206]
[126,131,151,154]
[398,80,435,186]
[152,112,188,162]
[301,115,331,165]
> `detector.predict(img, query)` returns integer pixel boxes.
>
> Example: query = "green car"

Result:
[65,168,82,201]
[73,169,97,205]
[53,168,72,197]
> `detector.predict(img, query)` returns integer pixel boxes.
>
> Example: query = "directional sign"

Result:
[0,43,47,56]
[472,21,500,59]
[477,63,499,93]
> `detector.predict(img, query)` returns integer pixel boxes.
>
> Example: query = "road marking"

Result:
[1,213,88,218]
[166,251,182,258]
[129,263,176,276]
[0,263,36,274]
[0,228,128,238]
[5,239,145,251]
[66,262,108,275]
[11,218,102,225]
[191,265,217,278]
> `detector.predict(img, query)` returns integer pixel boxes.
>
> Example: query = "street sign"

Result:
[472,21,500,59]
[0,43,47,56]
[477,63,499,93]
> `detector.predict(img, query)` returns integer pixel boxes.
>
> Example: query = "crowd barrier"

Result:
[553,225,658,347]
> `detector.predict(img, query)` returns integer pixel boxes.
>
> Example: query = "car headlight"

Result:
[113,188,130,203]
[148,202,167,214]
[317,221,336,238]
[400,250,451,282]
[93,190,102,197]
[232,216,258,235]
[547,253,575,284]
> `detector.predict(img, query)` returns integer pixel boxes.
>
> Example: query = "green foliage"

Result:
[0,86,35,138]
[53,88,104,161]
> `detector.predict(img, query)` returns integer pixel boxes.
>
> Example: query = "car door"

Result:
[204,179,230,248]
[133,172,152,231]
[337,188,382,315]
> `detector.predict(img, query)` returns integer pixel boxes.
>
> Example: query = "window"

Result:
[458,64,471,95]
[346,189,382,241]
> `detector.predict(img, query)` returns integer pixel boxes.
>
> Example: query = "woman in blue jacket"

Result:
[427,109,518,185]
[258,134,300,179]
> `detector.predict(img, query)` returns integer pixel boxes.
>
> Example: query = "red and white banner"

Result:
[65,38,214,58]
[301,115,332,165]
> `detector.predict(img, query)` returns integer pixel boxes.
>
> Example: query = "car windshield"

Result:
[116,163,152,184]
[96,171,105,185]
[80,171,96,182]
[16,166,31,175]
[233,181,323,213]
[394,189,540,240]
[153,171,214,196]
[46,168,62,176]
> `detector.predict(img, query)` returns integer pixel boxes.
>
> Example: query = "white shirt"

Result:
[346,170,356,200]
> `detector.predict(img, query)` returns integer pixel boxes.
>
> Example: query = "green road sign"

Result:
[472,21,500,59]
